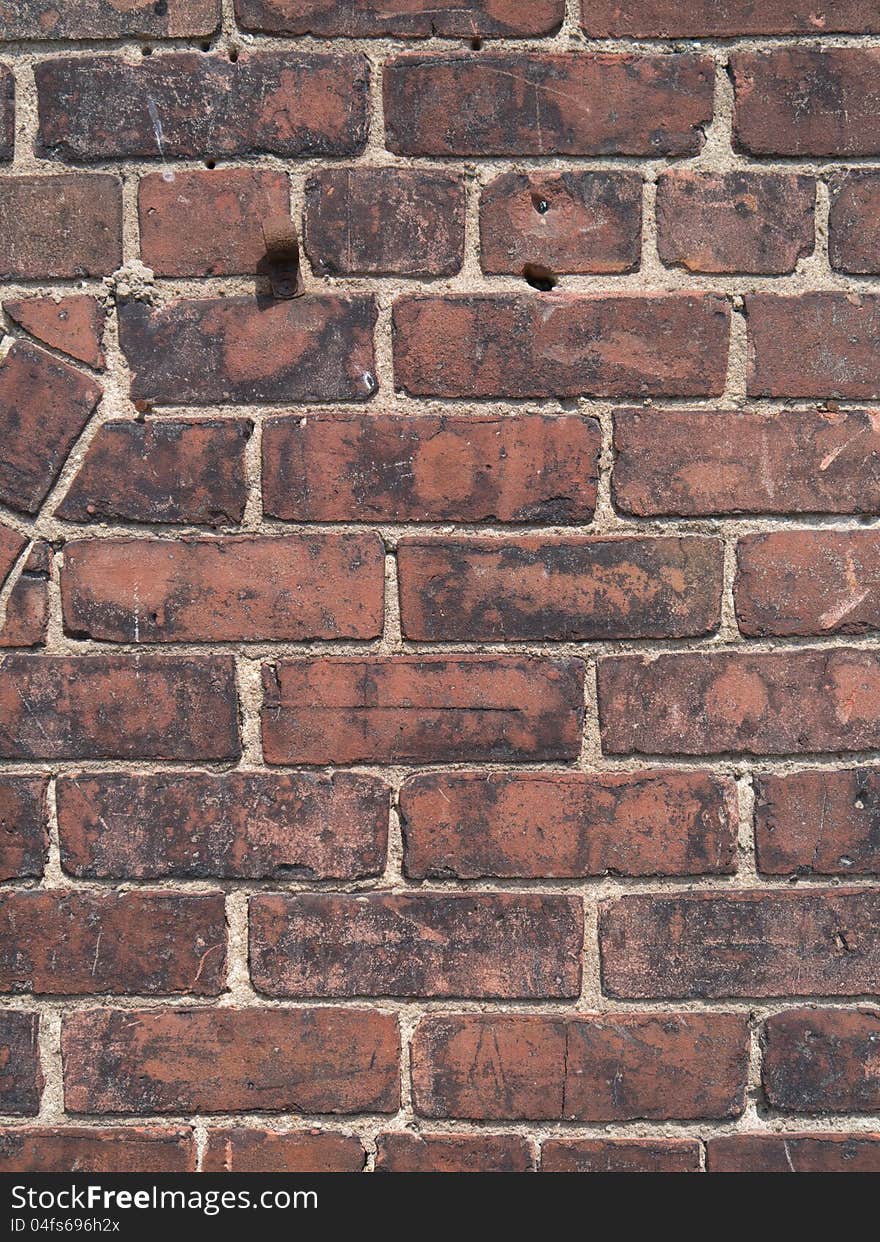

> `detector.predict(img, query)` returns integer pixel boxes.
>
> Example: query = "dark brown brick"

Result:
[393,294,730,398]
[0,67,11,163]
[0,342,102,516]
[0,542,51,650]
[763,1008,880,1113]
[480,171,641,275]
[61,534,384,642]
[656,171,815,274]
[36,54,369,162]
[57,419,252,527]
[600,890,880,998]
[119,296,377,405]
[304,168,464,277]
[62,1008,400,1115]
[0,655,239,761]
[829,172,880,274]
[0,1,220,38]
[397,536,723,640]
[747,294,880,399]
[0,1012,41,1115]
[0,1128,196,1173]
[262,412,600,525]
[0,523,25,584]
[708,1133,880,1172]
[249,893,583,999]
[57,770,389,881]
[598,649,880,756]
[755,767,880,876]
[376,1133,532,1173]
[612,408,880,517]
[0,776,48,882]
[5,297,105,369]
[202,1129,365,1172]
[399,770,738,880]
[384,54,714,156]
[411,1013,748,1121]
[541,1138,702,1173]
[235,0,564,36]
[0,175,122,280]
[261,656,585,765]
[583,1,880,35]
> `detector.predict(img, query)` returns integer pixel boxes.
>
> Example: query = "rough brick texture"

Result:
[754,768,880,876]
[762,1008,880,1113]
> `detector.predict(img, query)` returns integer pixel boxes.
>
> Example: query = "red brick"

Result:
[397,536,723,641]
[0,68,11,163]
[0,891,226,996]
[57,419,252,527]
[600,890,880,998]
[0,1127,196,1173]
[5,297,105,369]
[0,776,48,881]
[384,54,713,156]
[61,534,384,643]
[0,543,51,650]
[62,1008,400,1115]
[249,893,583,999]
[612,408,880,517]
[656,171,815,274]
[393,294,729,398]
[0,655,239,761]
[0,1012,41,1115]
[2,1,220,38]
[480,171,641,276]
[261,656,585,765]
[583,1,880,35]
[262,412,600,525]
[411,1013,748,1121]
[598,649,880,756]
[754,768,880,876]
[736,531,880,637]
[763,1008,880,1113]
[399,770,737,880]
[376,1133,532,1173]
[36,54,369,162]
[0,342,102,516]
[747,293,880,399]
[139,168,290,277]
[0,175,121,280]
[708,1133,880,1173]
[0,523,26,584]
[732,48,880,156]
[304,167,464,277]
[57,770,389,881]
[119,296,377,405]
[541,1138,702,1173]
[235,0,563,36]
[202,1129,364,1172]
[829,172,880,274]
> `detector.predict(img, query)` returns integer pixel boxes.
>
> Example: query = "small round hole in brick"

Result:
[531,194,550,215]
[522,263,558,292]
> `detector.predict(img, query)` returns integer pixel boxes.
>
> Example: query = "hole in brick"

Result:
[204,159,216,169]
[531,194,550,214]
[522,263,558,292]
[141,45,153,56]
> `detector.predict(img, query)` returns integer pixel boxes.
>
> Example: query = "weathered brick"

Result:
[0,523,25,583]
[829,172,880,274]
[583,1,880,36]
[393,294,730,398]
[384,54,713,156]
[0,67,12,163]
[600,890,880,998]
[119,296,377,405]
[57,419,252,527]
[411,1013,748,1121]
[0,1,220,39]
[249,893,583,999]
[262,412,600,525]
[754,768,880,876]
[0,543,50,650]
[0,776,48,881]
[541,1139,702,1173]
[235,0,564,36]
[708,1134,880,1173]
[261,656,585,765]
[62,1008,399,1115]
[5,297,105,369]
[0,175,122,280]
[61,534,385,643]
[656,171,815,274]
[36,54,369,162]
[139,168,290,277]
[0,342,102,516]
[57,771,389,880]
[0,891,226,996]
[0,1128,196,1173]
[0,1012,41,1115]
[612,408,880,517]
[736,531,880,637]
[480,171,641,275]
[763,1008,880,1113]
[732,49,880,156]
[747,294,880,399]
[399,770,737,880]
[598,649,880,756]
[397,536,723,641]
[376,1134,532,1173]
[0,655,239,761]
[202,1129,365,1172]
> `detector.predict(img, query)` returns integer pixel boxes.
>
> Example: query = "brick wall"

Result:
[0,0,879,1174]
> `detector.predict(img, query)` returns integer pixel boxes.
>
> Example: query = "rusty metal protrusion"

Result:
[260,213,304,299]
